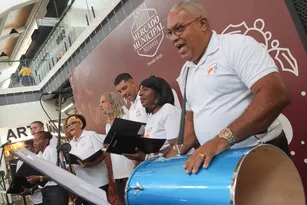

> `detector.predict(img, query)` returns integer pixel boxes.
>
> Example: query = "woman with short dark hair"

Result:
[124,76,181,162]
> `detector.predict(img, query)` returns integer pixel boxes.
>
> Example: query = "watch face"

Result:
[220,128,232,139]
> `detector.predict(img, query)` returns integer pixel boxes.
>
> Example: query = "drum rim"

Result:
[229,144,290,205]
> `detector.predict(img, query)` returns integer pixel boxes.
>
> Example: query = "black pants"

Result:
[265,130,290,156]
[115,178,128,205]
[75,184,108,205]
[41,185,69,205]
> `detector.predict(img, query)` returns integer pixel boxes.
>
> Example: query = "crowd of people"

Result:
[14,0,291,204]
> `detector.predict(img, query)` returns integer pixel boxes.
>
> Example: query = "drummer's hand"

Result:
[123,148,146,161]
[183,136,230,174]
[26,176,40,184]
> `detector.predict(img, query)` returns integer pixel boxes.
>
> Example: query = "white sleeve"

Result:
[171,89,181,109]
[163,107,181,140]
[227,35,278,89]
[47,147,58,166]
[90,132,104,152]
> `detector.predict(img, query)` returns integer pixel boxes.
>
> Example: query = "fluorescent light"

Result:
[61,103,74,112]
[9,28,20,38]
[0,52,9,60]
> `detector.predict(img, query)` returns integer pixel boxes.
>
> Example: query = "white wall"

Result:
[0,99,61,128]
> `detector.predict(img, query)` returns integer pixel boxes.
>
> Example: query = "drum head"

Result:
[233,145,305,205]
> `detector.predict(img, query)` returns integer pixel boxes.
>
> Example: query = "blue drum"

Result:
[126,145,305,205]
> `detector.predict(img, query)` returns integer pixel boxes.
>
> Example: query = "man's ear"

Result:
[200,18,209,32]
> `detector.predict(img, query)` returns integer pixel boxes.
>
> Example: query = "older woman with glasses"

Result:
[65,114,109,205]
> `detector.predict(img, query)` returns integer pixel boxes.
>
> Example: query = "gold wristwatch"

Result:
[219,128,236,146]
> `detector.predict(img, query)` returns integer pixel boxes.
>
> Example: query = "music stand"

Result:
[12,148,109,205]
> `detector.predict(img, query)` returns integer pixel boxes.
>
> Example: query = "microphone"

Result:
[0,140,11,148]
[43,87,72,95]
[60,143,72,153]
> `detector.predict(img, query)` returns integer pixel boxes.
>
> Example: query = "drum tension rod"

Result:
[126,182,143,196]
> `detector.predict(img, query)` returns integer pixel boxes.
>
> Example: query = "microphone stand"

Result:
[56,93,63,167]
[59,143,78,203]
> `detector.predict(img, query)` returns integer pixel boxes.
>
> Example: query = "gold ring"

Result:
[199,153,205,158]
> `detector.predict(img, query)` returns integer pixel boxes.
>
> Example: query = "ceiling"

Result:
[0,0,45,85]
[0,3,34,57]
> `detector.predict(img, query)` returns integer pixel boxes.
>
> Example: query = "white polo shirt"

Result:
[144,103,180,149]
[106,114,134,179]
[69,130,109,187]
[129,93,148,123]
[177,31,282,149]
[41,145,58,187]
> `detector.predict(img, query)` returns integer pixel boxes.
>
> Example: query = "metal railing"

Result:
[7,0,110,89]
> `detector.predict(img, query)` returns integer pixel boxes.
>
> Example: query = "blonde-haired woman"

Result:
[99,92,134,205]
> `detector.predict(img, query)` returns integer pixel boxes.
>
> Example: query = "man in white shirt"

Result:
[114,73,148,123]
[166,1,291,174]
[99,92,134,205]
[30,121,44,136]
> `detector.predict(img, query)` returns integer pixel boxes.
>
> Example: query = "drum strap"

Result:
[175,67,190,153]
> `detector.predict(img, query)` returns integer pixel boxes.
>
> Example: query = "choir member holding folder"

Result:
[15,139,43,205]
[65,114,109,205]
[26,131,69,205]
[99,92,134,205]
[124,76,180,162]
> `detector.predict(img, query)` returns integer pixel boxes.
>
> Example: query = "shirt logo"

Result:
[207,61,218,75]
[136,108,141,117]
[143,127,152,138]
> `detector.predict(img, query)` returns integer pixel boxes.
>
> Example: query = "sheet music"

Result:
[12,148,110,205]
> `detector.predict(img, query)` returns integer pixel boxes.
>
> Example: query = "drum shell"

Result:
[126,147,249,205]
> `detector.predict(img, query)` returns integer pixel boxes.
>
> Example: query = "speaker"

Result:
[285,0,307,52]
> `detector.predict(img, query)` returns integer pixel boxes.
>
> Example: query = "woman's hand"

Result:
[123,148,146,161]
[77,160,92,168]
[20,186,31,196]
[26,176,40,184]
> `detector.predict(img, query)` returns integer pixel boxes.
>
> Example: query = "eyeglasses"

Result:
[66,121,79,128]
[167,17,201,38]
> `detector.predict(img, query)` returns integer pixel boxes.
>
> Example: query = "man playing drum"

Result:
[166,0,291,174]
